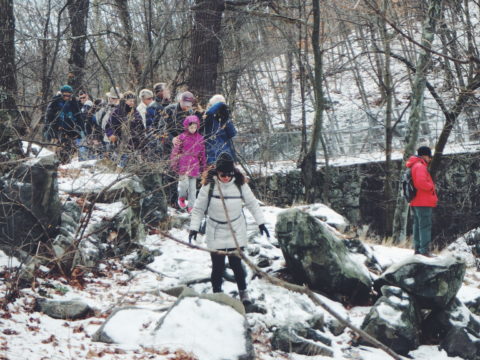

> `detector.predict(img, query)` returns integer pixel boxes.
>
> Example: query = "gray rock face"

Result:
[0,157,61,252]
[35,298,92,320]
[423,298,480,360]
[275,209,372,304]
[375,254,466,310]
[360,286,421,355]
[271,323,334,357]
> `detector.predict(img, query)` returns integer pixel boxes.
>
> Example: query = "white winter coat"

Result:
[189,177,265,250]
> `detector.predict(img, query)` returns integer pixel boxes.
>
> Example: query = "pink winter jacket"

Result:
[170,116,206,177]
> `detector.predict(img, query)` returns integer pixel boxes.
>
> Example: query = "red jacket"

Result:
[406,156,438,207]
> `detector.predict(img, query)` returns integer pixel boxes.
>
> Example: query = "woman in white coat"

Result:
[189,153,269,303]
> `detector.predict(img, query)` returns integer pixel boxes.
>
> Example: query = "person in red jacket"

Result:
[406,146,438,256]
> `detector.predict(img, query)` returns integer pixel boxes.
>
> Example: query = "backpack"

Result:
[402,168,417,202]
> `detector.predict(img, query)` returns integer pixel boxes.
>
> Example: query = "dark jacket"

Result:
[81,100,102,141]
[44,94,83,140]
[145,101,165,130]
[202,102,237,164]
[406,156,438,207]
[163,103,194,139]
[106,102,144,150]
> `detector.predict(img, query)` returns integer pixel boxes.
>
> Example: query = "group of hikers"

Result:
[43,82,269,308]
[42,84,438,306]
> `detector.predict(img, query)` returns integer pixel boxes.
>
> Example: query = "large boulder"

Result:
[0,156,61,252]
[374,254,466,309]
[423,298,480,360]
[152,290,255,360]
[360,286,421,355]
[447,227,480,270]
[275,209,372,304]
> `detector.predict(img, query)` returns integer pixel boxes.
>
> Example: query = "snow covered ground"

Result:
[1,199,476,359]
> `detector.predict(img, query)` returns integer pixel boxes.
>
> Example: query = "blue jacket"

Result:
[44,95,83,140]
[202,102,237,164]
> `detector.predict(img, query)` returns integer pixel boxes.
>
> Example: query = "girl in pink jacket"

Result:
[170,115,206,212]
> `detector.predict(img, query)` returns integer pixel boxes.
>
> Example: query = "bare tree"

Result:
[67,0,90,92]
[300,0,328,204]
[189,0,225,105]
[0,0,18,113]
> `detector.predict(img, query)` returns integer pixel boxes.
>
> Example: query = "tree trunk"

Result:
[392,0,443,244]
[300,0,326,204]
[189,0,225,105]
[380,0,394,236]
[114,0,142,88]
[0,0,17,113]
[284,50,293,130]
[67,0,90,92]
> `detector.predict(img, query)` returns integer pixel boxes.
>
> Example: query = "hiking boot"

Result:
[239,290,250,304]
[243,301,267,314]
[177,197,187,209]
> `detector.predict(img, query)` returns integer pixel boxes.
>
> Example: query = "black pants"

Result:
[210,248,246,293]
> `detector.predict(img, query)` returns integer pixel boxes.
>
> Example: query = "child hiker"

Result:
[170,115,206,213]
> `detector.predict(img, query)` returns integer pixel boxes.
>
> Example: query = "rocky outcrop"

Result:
[256,152,480,246]
[275,209,372,305]
[0,156,60,252]
[360,286,421,355]
[423,298,480,360]
[374,254,466,309]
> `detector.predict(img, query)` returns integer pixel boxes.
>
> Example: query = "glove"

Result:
[189,230,198,244]
[258,224,270,238]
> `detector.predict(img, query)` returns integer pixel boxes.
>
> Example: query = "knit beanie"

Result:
[417,146,432,157]
[215,153,235,174]
[60,85,73,93]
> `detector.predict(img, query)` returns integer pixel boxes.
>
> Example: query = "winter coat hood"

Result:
[183,115,200,130]
[406,155,427,168]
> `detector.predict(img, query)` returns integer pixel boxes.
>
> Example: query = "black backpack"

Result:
[402,168,417,202]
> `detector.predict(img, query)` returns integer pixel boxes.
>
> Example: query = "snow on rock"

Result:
[152,296,253,360]
[295,203,349,232]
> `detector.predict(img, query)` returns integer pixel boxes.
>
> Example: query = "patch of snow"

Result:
[0,250,20,267]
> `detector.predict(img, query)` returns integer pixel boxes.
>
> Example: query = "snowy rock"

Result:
[152,291,255,360]
[447,227,480,269]
[0,156,60,251]
[271,323,334,357]
[35,298,93,320]
[295,203,349,232]
[276,209,372,305]
[92,306,165,344]
[360,286,421,355]
[422,298,480,360]
[375,254,466,309]
[342,237,383,273]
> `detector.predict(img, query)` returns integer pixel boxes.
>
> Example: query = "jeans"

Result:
[210,249,246,293]
[412,206,433,254]
[178,175,197,208]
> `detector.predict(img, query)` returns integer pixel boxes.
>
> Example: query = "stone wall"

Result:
[255,152,480,246]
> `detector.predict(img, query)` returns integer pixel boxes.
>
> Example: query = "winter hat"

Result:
[208,94,226,107]
[139,89,154,99]
[183,115,200,129]
[106,87,122,99]
[417,146,432,157]
[123,91,136,100]
[179,91,195,107]
[216,153,235,174]
[60,85,73,93]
